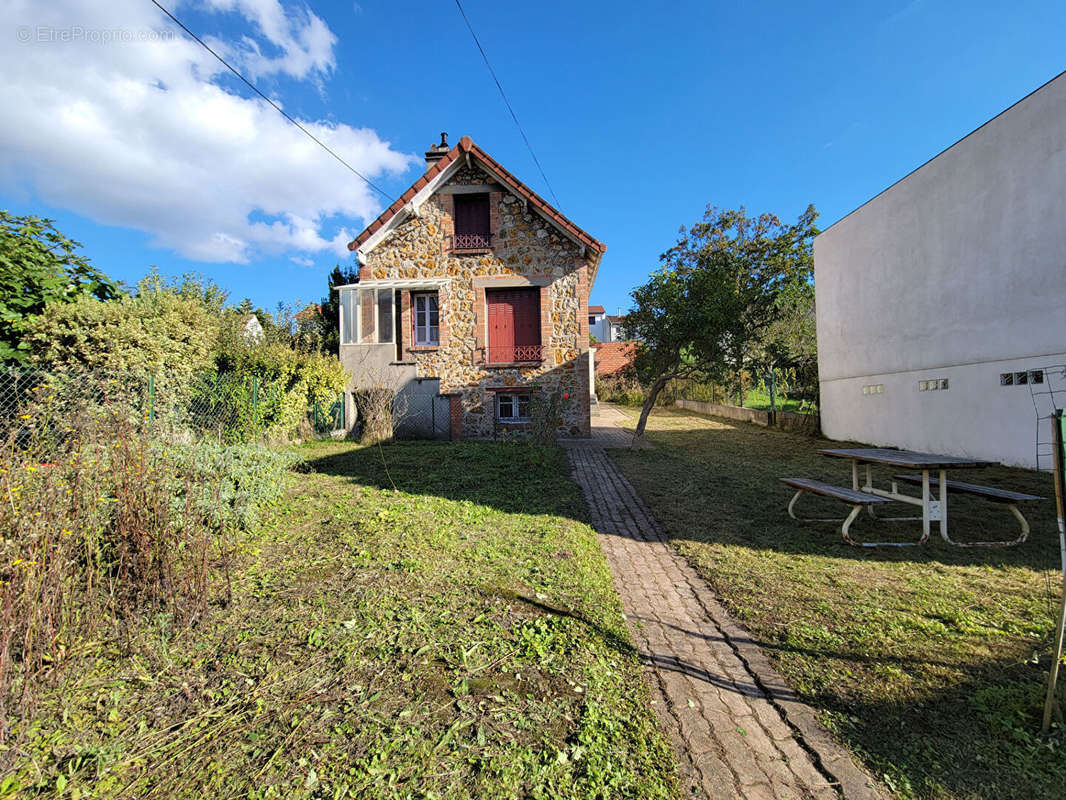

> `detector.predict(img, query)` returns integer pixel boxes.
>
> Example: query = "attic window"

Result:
[453,193,491,250]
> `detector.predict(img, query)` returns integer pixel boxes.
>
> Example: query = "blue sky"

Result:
[2,0,1064,316]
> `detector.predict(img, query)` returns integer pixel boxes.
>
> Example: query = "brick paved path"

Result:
[564,412,885,800]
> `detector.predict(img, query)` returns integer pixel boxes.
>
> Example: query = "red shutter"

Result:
[454,194,491,248]
[487,288,540,362]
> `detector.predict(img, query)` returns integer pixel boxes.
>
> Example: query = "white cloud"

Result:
[0,0,416,263]
[202,0,337,80]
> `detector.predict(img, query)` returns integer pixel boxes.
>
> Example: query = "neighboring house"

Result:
[814,72,1066,468]
[605,314,627,342]
[294,303,321,321]
[588,305,607,341]
[592,341,638,377]
[240,314,264,343]
[337,133,606,440]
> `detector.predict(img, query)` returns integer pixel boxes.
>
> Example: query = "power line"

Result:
[148,0,393,201]
[452,0,563,211]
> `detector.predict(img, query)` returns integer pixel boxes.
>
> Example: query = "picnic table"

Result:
[781,448,1042,547]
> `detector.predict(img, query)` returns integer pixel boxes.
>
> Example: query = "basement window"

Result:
[497,392,531,422]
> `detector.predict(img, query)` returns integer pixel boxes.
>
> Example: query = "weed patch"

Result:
[4,440,679,799]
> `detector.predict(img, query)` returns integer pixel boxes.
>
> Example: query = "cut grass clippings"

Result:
[609,405,1066,800]
[5,440,680,800]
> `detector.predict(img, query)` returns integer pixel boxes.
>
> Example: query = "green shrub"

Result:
[0,389,299,737]
[211,331,348,442]
[596,373,645,406]
[164,441,298,531]
[24,275,220,379]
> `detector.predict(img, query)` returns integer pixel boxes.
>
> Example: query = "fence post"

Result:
[769,368,777,426]
[148,374,155,424]
[1043,409,1066,732]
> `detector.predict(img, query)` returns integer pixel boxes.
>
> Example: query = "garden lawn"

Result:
[8,441,679,800]
[609,406,1066,800]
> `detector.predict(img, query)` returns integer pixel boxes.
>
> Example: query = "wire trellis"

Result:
[1029,364,1066,471]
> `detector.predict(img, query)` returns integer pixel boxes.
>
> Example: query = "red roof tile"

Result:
[588,305,606,314]
[348,135,607,257]
[591,341,639,377]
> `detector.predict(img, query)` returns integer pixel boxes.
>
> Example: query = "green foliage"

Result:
[0,211,119,363]
[23,268,348,443]
[319,264,360,355]
[24,271,221,378]
[753,277,819,404]
[626,204,818,435]
[164,441,298,530]
[212,327,348,442]
[0,400,284,731]
[5,440,681,798]
[597,373,649,407]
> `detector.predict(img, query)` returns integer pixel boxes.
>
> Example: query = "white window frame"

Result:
[339,287,394,345]
[496,392,532,422]
[413,292,439,347]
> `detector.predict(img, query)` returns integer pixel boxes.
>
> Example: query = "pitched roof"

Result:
[588,305,606,314]
[591,341,639,376]
[348,136,606,279]
[294,303,321,320]
[606,314,626,324]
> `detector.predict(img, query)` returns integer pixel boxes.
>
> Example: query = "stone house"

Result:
[337,134,606,440]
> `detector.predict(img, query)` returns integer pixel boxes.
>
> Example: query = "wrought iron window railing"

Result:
[451,232,493,250]
[487,344,542,363]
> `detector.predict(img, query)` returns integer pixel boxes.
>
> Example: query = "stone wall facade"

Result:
[355,169,593,439]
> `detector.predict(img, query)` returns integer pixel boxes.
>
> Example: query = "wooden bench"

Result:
[780,478,893,546]
[891,474,1043,546]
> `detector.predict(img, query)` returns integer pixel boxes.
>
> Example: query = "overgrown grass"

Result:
[3,440,679,799]
[609,406,1066,799]
[0,400,295,743]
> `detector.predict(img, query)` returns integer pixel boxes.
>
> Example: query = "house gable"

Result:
[349,135,606,287]
[338,135,600,440]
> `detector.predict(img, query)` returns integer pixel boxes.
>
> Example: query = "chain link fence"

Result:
[0,367,345,446]
[679,368,818,414]
[394,379,450,440]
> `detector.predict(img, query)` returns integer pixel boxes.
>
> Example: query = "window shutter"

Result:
[487,288,540,362]
[454,194,491,248]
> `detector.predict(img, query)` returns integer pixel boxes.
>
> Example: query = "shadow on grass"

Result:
[301,426,1066,797]
[611,420,1061,572]
[606,409,1066,799]
[301,439,590,519]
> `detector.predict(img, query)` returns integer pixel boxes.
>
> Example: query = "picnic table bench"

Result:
[781,448,1043,548]
[780,477,893,546]
[890,473,1043,545]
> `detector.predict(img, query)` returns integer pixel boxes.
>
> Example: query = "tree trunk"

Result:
[635,375,671,439]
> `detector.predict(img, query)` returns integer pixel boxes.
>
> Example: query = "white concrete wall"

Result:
[815,73,1066,468]
[589,314,608,342]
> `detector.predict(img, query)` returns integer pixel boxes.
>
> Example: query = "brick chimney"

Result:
[424,132,450,167]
